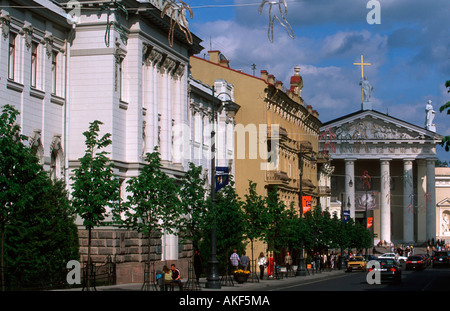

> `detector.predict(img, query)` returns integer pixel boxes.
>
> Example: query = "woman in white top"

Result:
[258,252,266,280]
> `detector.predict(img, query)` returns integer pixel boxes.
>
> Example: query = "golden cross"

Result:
[353,55,371,102]
[353,54,371,79]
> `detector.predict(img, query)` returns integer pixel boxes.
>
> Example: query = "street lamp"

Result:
[296,144,316,276]
[205,88,224,290]
[205,88,235,289]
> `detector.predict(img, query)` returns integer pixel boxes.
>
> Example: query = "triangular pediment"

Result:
[320,109,442,142]
[319,109,443,159]
[437,198,450,207]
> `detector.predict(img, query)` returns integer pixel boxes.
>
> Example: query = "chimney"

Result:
[267,74,275,85]
[260,70,268,82]
[208,50,221,64]
[275,80,283,90]
[290,65,303,97]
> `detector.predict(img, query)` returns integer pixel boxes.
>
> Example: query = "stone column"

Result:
[416,160,427,243]
[403,159,414,243]
[380,159,391,244]
[426,159,437,242]
[345,159,356,219]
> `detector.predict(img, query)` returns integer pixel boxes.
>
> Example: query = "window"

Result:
[51,51,57,94]
[31,42,38,88]
[8,33,16,80]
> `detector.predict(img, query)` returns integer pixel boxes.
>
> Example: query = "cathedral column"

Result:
[426,158,437,242]
[345,159,356,219]
[416,160,427,243]
[380,159,391,243]
[403,159,414,243]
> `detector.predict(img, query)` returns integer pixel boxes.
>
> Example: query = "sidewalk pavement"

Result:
[67,268,347,292]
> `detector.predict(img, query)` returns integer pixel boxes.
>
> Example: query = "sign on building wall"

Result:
[302,196,312,214]
[216,167,229,192]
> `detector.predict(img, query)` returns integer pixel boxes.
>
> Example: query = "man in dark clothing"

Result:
[171,264,183,290]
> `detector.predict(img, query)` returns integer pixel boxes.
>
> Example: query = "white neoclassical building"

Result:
[0,0,240,284]
[319,102,443,245]
[0,0,69,182]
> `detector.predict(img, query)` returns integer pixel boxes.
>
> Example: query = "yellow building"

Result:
[190,51,324,261]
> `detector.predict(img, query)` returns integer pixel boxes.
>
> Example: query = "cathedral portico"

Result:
[321,108,442,245]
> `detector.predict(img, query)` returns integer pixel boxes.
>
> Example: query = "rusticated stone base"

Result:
[78,227,193,284]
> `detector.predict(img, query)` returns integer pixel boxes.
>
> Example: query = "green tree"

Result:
[177,162,208,251]
[202,179,245,274]
[112,150,180,274]
[5,180,79,289]
[70,120,120,290]
[277,202,300,253]
[263,188,287,253]
[0,105,50,290]
[242,180,266,265]
[439,80,450,151]
[1,105,78,290]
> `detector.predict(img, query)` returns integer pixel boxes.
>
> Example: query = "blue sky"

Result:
[184,0,450,162]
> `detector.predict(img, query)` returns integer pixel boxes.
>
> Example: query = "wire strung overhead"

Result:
[258,0,295,43]
[161,0,194,47]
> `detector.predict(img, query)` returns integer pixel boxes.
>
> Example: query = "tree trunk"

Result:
[1,224,5,291]
[86,226,91,291]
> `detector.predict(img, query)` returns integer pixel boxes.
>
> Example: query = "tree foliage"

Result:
[112,150,180,264]
[70,120,120,289]
[241,181,266,261]
[177,162,208,250]
[200,179,246,274]
[1,105,78,290]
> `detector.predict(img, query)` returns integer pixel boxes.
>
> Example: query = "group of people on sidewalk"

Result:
[229,249,358,280]
[230,249,296,280]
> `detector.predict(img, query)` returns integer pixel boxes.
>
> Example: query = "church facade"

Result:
[319,105,443,245]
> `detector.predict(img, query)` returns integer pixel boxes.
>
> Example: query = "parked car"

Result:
[378,252,407,263]
[369,258,402,283]
[347,256,367,272]
[432,251,450,267]
[405,255,427,270]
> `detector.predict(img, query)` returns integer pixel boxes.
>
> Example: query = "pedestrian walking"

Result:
[267,252,274,278]
[284,251,292,273]
[193,249,202,284]
[240,251,249,270]
[230,249,240,273]
[258,252,266,280]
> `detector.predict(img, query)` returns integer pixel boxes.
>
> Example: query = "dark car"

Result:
[369,258,402,283]
[432,251,450,267]
[405,255,426,270]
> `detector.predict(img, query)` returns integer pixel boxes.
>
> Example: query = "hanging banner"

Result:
[367,217,373,228]
[215,167,229,192]
[355,191,379,211]
[302,196,312,214]
[343,210,351,223]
